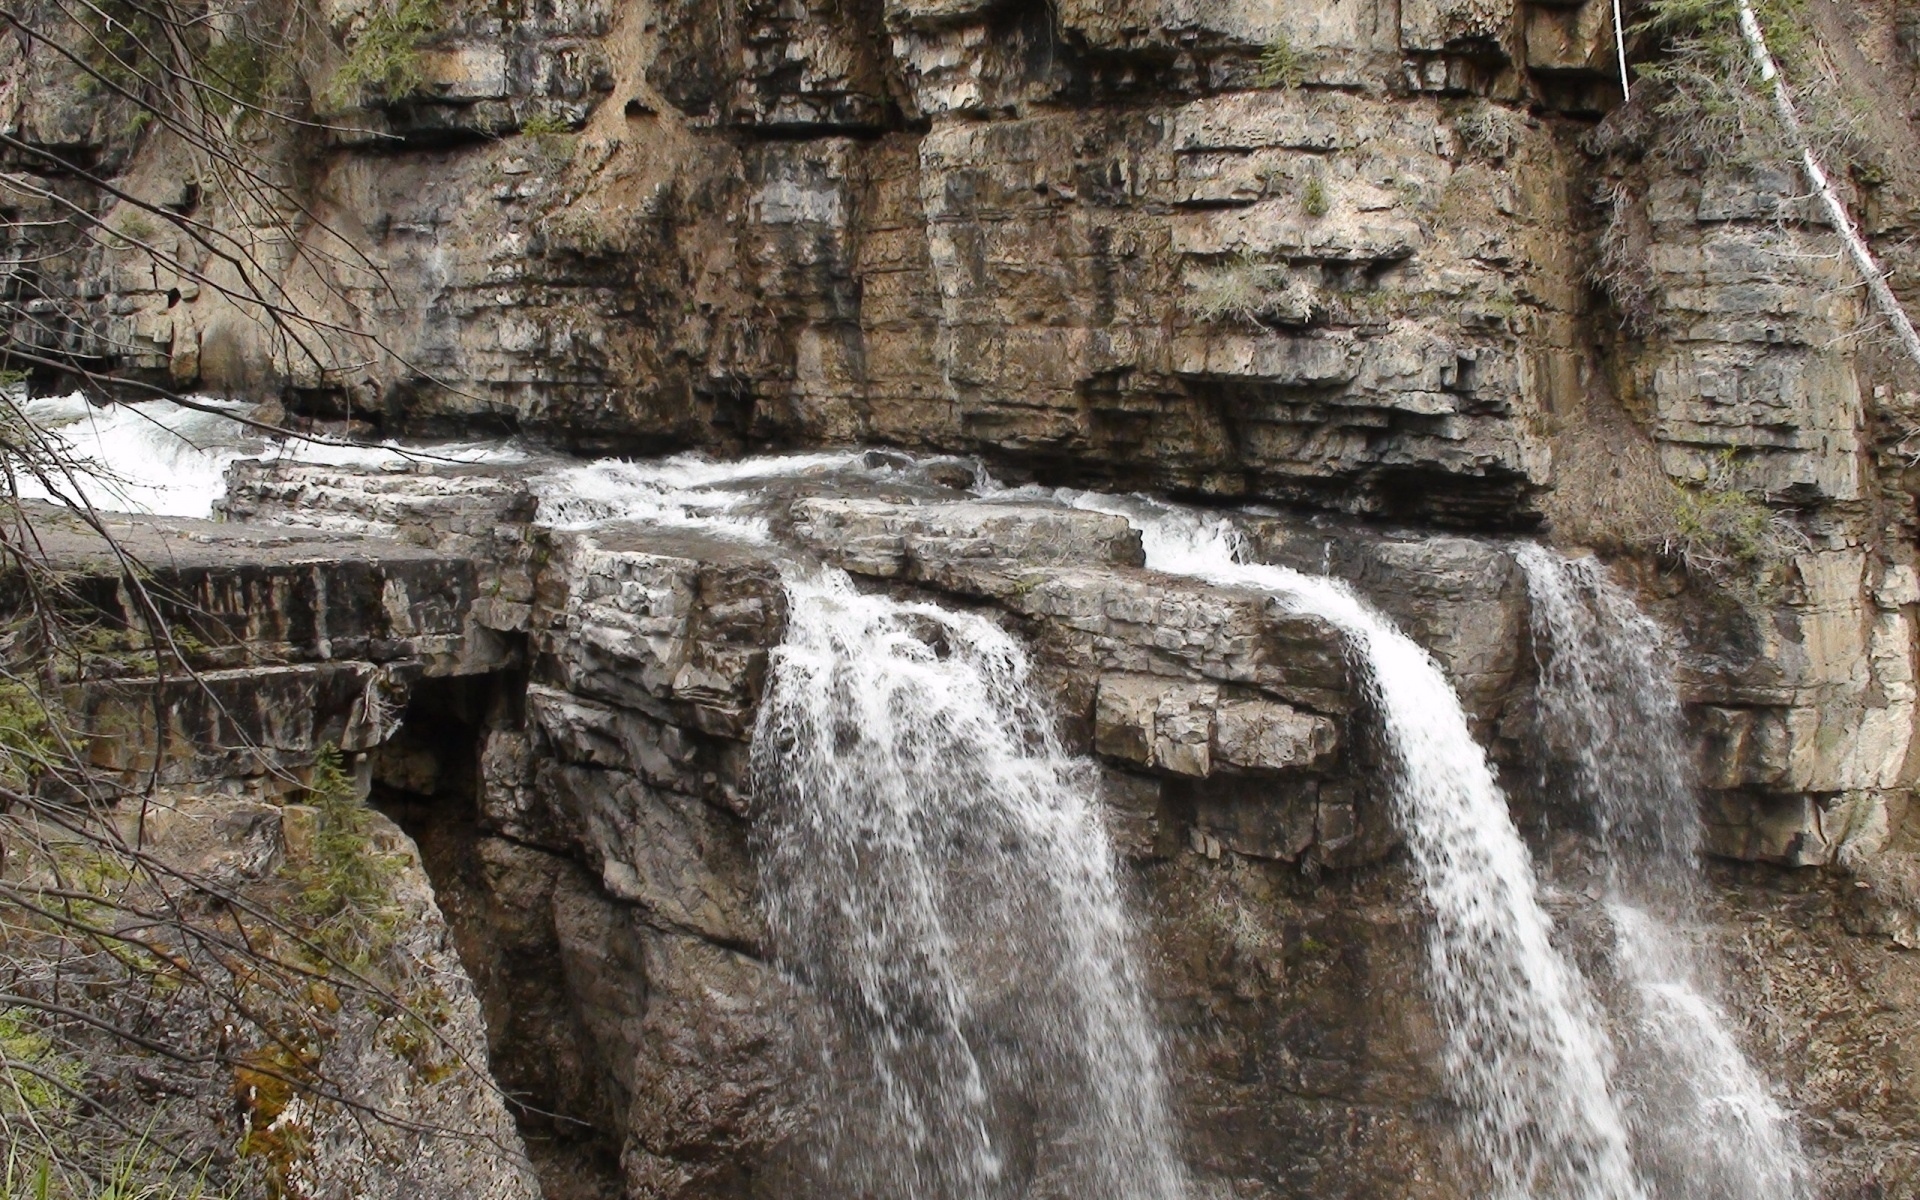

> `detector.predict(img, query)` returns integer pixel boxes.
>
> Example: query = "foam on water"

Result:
[529,452,864,539]
[1517,545,1808,1200]
[1069,493,1646,1200]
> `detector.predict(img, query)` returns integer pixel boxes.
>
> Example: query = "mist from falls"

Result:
[1517,546,1808,1200]
[1070,494,1647,1200]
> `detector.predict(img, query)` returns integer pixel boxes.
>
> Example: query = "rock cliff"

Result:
[6,456,1900,1199]
[11,0,1920,863]
[12,0,1920,1196]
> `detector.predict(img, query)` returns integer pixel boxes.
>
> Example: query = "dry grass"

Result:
[1542,390,1805,587]
[1590,181,1658,337]
[1181,258,1319,326]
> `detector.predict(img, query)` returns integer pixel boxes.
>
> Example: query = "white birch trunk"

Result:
[1613,0,1632,100]
[1734,0,1920,373]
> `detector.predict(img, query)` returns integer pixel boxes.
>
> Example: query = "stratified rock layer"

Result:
[13,0,1920,1195]
[32,457,1891,1200]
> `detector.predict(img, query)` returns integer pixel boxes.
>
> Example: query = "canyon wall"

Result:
[14,0,1920,1196]
[11,0,1920,867]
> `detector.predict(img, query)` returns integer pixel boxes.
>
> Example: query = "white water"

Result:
[24,407,1786,1197]
[524,457,1185,1200]
[1517,546,1807,1200]
[1071,495,1646,1200]
[11,393,524,518]
[755,569,1185,1200]
[529,451,864,539]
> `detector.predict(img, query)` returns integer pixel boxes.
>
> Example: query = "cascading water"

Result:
[43,405,1781,1199]
[753,570,1185,1200]
[529,456,1186,1200]
[1516,545,1808,1200]
[11,393,524,517]
[1069,494,1646,1200]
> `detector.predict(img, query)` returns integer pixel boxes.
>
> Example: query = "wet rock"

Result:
[534,527,786,738]
[1093,672,1338,777]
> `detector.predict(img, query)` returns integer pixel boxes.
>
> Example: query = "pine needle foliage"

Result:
[287,744,402,968]
[325,0,444,106]
[1634,0,1869,174]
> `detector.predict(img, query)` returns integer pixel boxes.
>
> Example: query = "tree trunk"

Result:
[1735,0,1920,375]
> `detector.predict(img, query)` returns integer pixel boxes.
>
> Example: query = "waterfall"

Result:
[1516,545,1808,1200]
[1071,495,1645,1200]
[529,457,1186,1199]
[753,568,1186,1200]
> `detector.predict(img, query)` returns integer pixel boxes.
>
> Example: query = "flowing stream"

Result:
[1517,546,1807,1200]
[1070,495,1646,1200]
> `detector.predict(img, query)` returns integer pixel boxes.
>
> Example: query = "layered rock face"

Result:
[11,0,1920,868]
[83,459,1888,1200]
[8,0,1604,515]
[9,503,539,1200]
[15,0,1920,1195]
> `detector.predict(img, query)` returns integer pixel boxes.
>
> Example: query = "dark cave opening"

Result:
[372,670,627,1200]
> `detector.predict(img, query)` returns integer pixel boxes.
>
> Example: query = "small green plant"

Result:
[520,110,569,138]
[287,744,401,967]
[0,679,56,791]
[200,36,273,118]
[324,0,443,106]
[381,984,455,1081]
[80,0,163,97]
[1301,174,1329,218]
[1659,450,1806,580]
[0,1005,80,1119]
[519,110,575,166]
[110,213,158,249]
[1255,34,1302,89]
[1,1128,221,1200]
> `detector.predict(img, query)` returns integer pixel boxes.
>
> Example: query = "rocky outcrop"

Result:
[0,784,542,1200]
[14,0,1920,874]
[2,0,1618,518]
[133,457,1904,1198]
[17,0,1920,1193]
[16,0,1918,868]
[17,501,518,788]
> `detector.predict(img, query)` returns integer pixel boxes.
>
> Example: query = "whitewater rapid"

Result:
[9,393,523,518]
